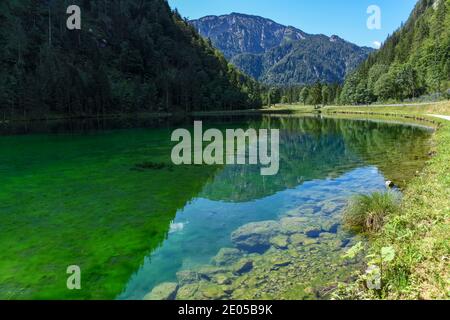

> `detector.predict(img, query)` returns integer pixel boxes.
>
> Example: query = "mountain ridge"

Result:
[190,13,374,86]
[190,12,309,59]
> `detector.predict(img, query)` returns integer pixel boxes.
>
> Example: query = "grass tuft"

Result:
[343,191,401,235]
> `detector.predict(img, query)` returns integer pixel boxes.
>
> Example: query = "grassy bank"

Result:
[203,100,449,299]
[324,101,450,117]
[323,102,450,299]
[194,101,449,299]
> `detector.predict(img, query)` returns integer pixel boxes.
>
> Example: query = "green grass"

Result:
[324,101,450,116]
[343,192,401,235]
[271,100,450,117]
[327,101,450,300]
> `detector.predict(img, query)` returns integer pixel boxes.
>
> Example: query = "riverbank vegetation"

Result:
[343,192,401,235]
[327,102,449,300]
[325,101,450,116]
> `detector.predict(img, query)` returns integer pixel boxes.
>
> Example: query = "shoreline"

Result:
[322,102,450,299]
[0,108,299,124]
[2,100,448,124]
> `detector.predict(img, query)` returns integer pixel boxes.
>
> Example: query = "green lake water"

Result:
[0,115,432,300]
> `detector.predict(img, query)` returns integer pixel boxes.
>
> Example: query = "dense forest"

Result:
[340,0,450,104]
[0,0,263,119]
[263,83,342,106]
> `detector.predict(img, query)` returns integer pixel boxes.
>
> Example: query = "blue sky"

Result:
[168,0,418,48]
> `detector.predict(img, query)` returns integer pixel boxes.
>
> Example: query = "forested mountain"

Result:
[340,0,450,104]
[190,13,373,86]
[0,0,262,120]
[191,13,308,59]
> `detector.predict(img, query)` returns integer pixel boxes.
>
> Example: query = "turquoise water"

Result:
[0,115,432,300]
[119,115,432,300]
[120,166,385,299]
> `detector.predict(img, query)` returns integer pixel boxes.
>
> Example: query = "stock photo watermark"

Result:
[366,265,382,290]
[66,5,82,30]
[66,5,81,30]
[367,4,382,49]
[171,122,280,176]
[367,5,382,30]
[67,265,81,290]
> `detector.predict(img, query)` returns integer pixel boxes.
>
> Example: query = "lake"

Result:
[0,114,432,300]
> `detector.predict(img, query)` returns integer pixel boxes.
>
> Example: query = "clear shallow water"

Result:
[120,167,385,300]
[0,115,432,300]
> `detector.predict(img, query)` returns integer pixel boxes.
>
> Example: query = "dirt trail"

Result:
[426,114,450,121]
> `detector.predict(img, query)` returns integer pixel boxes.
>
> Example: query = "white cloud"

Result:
[373,41,382,49]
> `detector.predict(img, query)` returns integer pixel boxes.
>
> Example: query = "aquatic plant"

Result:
[343,191,401,234]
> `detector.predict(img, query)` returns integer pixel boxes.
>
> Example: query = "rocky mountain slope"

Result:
[191,13,373,85]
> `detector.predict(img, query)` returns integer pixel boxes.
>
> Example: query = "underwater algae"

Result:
[0,116,432,299]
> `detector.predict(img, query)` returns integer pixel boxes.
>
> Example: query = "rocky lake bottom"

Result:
[0,116,432,299]
[147,203,365,300]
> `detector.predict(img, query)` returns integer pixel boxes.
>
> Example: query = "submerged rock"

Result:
[169,197,367,300]
[321,221,340,234]
[177,281,229,300]
[143,282,178,300]
[231,221,280,253]
[214,273,234,285]
[211,248,243,266]
[303,238,319,246]
[270,235,289,249]
[303,208,316,216]
[289,234,309,246]
[304,226,323,238]
[319,201,339,215]
[233,259,254,275]
[279,217,309,235]
[328,239,344,250]
[176,270,200,285]
[285,208,301,217]
[176,283,201,300]
[385,180,395,188]
[199,283,228,300]
[285,207,316,217]
[270,256,291,269]
[319,232,335,240]
[197,266,229,280]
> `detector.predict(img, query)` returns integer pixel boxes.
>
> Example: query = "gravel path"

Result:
[426,114,450,121]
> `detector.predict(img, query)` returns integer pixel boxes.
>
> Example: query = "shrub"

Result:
[343,191,401,235]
